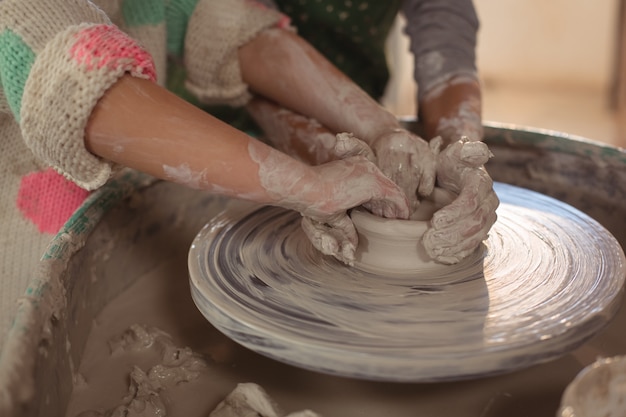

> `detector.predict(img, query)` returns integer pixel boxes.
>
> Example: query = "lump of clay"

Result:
[209,383,320,417]
[558,356,626,417]
[75,324,209,417]
[74,326,321,417]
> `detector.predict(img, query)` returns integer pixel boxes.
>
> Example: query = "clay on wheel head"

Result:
[350,188,456,274]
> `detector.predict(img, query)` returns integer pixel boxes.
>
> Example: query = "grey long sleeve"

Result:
[401,0,480,101]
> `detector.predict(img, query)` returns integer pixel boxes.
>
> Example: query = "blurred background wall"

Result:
[382,0,625,147]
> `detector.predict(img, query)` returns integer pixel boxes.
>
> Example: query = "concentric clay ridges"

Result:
[189,182,626,382]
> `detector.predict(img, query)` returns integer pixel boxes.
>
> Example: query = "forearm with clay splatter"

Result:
[239,28,440,213]
[246,97,339,166]
[85,75,407,223]
[239,27,401,148]
[402,0,482,145]
[419,75,483,146]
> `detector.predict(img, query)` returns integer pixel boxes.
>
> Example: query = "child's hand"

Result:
[423,138,500,264]
[370,129,440,212]
[299,154,410,265]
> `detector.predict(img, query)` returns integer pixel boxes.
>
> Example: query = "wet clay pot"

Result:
[350,188,455,273]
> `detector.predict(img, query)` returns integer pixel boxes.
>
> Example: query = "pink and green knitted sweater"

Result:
[0,0,283,352]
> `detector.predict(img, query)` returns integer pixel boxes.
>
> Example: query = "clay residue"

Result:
[73,324,208,417]
[210,383,320,417]
[62,198,626,416]
[65,251,321,417]
[163,163,206,189]
[71,324,321,417]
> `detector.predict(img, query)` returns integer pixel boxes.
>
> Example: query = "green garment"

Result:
[274,0,402,100]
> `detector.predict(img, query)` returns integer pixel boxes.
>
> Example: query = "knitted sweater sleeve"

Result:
[168,0,286,106]
[0,0,156,190]
[401,0,479,101]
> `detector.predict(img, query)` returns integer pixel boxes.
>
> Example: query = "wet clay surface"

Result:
[66,239,626,417]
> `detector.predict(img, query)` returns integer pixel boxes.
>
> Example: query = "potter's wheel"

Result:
[188,183,625,382]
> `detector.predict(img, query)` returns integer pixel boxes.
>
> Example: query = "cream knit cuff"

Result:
[20,23,156,191]
[184,0,283,107]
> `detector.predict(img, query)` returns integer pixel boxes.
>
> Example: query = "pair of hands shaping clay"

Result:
[301,130,499,267]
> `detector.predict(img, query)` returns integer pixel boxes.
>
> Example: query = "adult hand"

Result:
[423,138,499,264]
[299,137,410,265]
[370,129,440,213]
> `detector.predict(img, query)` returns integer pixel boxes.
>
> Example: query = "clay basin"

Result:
[2,122,626,416]
[350,188,455,273]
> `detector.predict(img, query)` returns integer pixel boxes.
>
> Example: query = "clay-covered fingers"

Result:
[349,156,411,220]
[425,138,500,264]
[362,191,409,220]
[371,129,438,212]
[436,138,492,192]
[247,98,349,166]
[301,213,358,265]
[304,155,410,220]
[299,156,410,264]
[430,167,494,230]
[459,139,492,167]
[423,191,499,264]
[332,132,376,163]
[424,170,499,264]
